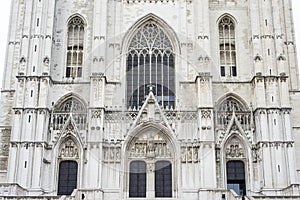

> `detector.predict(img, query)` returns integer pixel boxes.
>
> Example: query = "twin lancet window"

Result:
[66,16,84,78]
[219,16,237,77]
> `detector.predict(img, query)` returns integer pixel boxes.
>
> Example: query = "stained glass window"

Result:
[126,21,175,109]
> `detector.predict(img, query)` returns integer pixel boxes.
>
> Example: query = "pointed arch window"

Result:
[219,17,237,77]
[66,16,84,78]
[126,21,175,109]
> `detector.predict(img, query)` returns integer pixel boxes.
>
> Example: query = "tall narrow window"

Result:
[227,161,246,196]
[129,161,146,198]
[66,17,84,78]
[58,161,78,195]
[219,17,237,77]
[155,161,172,197]
[126,21,175,109]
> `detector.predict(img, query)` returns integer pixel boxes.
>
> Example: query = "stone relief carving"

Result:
[59,139,79,158]
[201,109,212,130]
[129,140,171,158]
[0,159,8,171]
[181,146,199,163]
[103,147,121,162]
[91,110,102,119]
[225,137,245,158]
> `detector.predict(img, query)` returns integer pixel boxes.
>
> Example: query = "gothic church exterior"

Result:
[1,0,300,199]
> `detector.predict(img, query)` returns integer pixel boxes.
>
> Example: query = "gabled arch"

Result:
[122,122,179,198]
[53,117,85,148]
[123,122,179,157]
[57,135,81,159]
[122,13,180,55]
[221,131,250,155]
[221,133,250,196]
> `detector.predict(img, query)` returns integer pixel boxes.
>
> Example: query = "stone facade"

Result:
[1,0,300,199]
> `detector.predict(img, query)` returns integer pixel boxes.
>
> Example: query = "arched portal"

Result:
[57,138,80,195]
[124,123,178,198]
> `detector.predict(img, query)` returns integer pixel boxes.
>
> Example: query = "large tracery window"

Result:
[126,21,175,109]
[219,17,237,77]
[66,16,84,78]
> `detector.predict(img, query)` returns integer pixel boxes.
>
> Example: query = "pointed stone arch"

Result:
[54,93,87,112]
[221,134,250,196]
[216,93,249,111]
[66,13,87,27]
[122,122,179,199]
[122,13,180,55]
[216,13,238,26]
[124,122,179,158]
[52,117,85,147]
[58,136,81,160]
[56,135,82,196]
[222,134,249,160]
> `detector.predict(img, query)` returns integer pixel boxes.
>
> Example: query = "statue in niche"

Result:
[19,57,26,72]
[116,148,121,160]
[187,148,193,162]
[110,148,115,160]
[181,148,186,162]
[147,140,155,154]
[43,57,49,66]
[193,148,198,161]
[104,148,110,160]
[130,145,136,157]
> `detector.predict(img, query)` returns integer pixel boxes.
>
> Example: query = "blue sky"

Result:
[0,1,299,88]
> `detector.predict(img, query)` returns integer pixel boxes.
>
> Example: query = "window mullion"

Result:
[137,53,140,109]
[167,54,170,108]
[161,55,164,109]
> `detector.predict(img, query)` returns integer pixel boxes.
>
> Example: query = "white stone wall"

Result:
[0,0,300,199]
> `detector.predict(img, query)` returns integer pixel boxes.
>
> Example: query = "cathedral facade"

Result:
[1,0,300,199]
